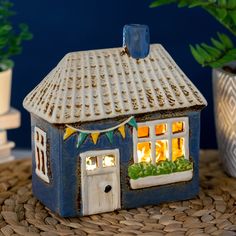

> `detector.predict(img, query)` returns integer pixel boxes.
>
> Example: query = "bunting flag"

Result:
[106,130,113,144]
[91,132,100,144]
[63,127,77,140]
[128,117,137,130]
[64,116,137,148]
[77,132,88,148]
[118,125,126,138]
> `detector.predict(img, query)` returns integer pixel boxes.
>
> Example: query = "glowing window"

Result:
[137,126,149,138]
[102,155,115,167]
[134,117,188,164]
[34,127,49,183]
[86,156,98,171]
[156,140,168,163]
[172,137,185,161]
[172,121,184,133]
[155,124,166,136]
[137,142,151,163]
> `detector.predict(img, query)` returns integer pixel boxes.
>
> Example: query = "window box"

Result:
[130,169,193,189]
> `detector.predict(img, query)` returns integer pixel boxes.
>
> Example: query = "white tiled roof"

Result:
[23,44,207,124]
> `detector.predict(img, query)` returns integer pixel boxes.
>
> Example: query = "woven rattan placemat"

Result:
[0,150,235,236]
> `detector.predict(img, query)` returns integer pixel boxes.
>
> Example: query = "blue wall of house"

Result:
[30,109,201,217]
[59,110,201,217]
[31,115,62,214]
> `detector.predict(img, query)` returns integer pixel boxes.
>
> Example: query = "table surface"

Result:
[0,150,235,236]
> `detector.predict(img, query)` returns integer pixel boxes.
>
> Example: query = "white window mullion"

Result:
[167,120,172,161]
[150,125,156,164]
[133,128,138,163]
[172,132,186,138]
[98,156,103,169]
[38,150,42,172]
[44,150,48,176]
[184,121,189,160]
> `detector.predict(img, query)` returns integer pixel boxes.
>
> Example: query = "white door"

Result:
[81,149,121,215]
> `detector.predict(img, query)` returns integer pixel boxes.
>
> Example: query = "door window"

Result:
[84,152,116,172]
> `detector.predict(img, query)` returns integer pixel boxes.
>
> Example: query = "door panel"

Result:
[81,149,120,215]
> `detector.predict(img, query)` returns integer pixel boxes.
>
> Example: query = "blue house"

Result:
[23,25,207,217]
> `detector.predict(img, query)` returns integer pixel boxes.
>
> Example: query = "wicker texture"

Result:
[0,150,235,236]
[23,44,207,124]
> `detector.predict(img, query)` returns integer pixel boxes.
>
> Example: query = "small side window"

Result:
[34,127,49,183]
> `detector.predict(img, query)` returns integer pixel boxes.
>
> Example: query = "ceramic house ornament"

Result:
[23,24,207,217]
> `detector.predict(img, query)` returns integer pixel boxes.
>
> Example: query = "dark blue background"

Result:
[9,0,230,149]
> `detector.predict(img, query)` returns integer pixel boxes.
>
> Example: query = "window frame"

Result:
[34,127,50,183]
[133,117,189,164]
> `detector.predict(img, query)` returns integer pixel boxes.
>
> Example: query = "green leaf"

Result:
[211,37,226,50]
[201,43,222,58]
[190,45,205,65]
[196,45,212,62]
[229,11,236,25]
[209,48,236,67]
[218,0,226,7]
[149,0,176,8]
[0,24,12,35]
[228,0,236,9]
[217,33,234,49]
[207,7,227,21]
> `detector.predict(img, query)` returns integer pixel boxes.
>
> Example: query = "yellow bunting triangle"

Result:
[91,132,100,144]
[63,127,77,140]
[118,125,126,139]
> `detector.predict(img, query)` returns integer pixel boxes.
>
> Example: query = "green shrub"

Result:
[156,160,176,174]
[175,157,193,172]
[128,157,193,180]
[128,162,158,180]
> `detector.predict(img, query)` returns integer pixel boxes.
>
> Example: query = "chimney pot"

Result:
[123,24,150,59]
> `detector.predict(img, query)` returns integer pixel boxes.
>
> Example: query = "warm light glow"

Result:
[137,142,151,162]
[102,155,115,167]
[138,126,149,138]
[155,124,166,136]
[156,140,168,162]
[172,121,184,133]
[86,156,98,170]
[172,137,185,161]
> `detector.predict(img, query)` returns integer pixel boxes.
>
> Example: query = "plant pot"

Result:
[212,63,236,177]
[0,69,12,115]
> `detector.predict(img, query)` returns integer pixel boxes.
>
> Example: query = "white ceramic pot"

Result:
[0,69,12,115]
[212,63,236,177]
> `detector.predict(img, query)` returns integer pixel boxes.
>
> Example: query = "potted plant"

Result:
[150,0,236,177]
[0,0,32,115]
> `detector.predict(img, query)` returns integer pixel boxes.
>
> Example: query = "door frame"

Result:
[80,149,121,215]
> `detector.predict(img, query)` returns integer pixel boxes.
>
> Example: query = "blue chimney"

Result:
[123,24,150,59]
